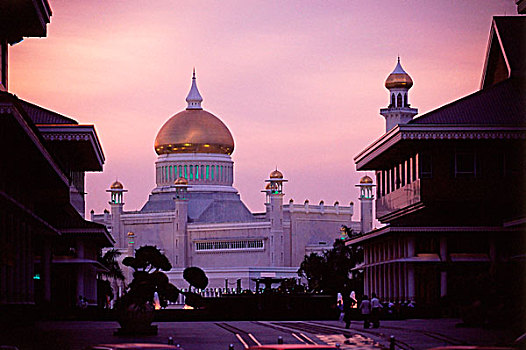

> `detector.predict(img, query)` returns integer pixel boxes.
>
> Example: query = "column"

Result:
[42,240,52,303]
[398,263,403,301]
[440,236,448,297]
[407,264,415,300]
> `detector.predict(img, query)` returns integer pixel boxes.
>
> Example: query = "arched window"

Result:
[195,165,199,179]
[169,166,173,181]
[391,93,395,107]
[179,165,182,178]
[206,165,210,179]
[221,166,224,180]
[211,165,215,180]
[397,93,402,107]
[184,165,188,179]
[404,93,408,107]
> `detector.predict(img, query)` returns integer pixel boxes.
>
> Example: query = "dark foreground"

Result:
[0,319,520,350]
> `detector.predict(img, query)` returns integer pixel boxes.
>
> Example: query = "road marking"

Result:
[248,333,261,346]
[236,333,249,349]
[292,333,308,344]
[300,333,317,344]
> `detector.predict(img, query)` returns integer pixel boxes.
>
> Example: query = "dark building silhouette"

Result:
[0,0,113,320]
[348,16,526,314]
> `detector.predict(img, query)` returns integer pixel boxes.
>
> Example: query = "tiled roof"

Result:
[409,78,526,126]
[19,99,78,125]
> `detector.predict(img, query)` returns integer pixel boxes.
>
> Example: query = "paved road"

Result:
[0,319,518,350]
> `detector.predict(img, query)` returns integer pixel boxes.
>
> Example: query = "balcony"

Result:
[376,179,423,222]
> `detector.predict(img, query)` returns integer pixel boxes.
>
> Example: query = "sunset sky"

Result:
[10,0,517,217]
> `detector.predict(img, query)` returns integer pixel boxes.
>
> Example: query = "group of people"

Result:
[357,293,382,329]
[339,293,412,329]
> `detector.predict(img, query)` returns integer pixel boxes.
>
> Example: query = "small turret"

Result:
[356,175,376,233]
[380,58,418,132]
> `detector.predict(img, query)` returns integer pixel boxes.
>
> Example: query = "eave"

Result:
[354,124,526,170]
[36,124,105,171]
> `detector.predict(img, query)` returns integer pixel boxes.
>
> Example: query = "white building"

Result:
[91,72,372,290]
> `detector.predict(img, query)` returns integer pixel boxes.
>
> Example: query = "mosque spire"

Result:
[186,68,203,110]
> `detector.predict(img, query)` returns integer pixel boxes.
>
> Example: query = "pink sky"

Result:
[10,0,517,218]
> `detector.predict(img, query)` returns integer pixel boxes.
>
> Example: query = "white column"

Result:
[407,264,415,300]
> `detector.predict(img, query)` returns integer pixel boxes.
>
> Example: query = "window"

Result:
[189,165,193,180]
[195,165,199,179]
[404,93,408,107]
[206,165,210,179]
[184,165,188,179]
[397,93,402,107]
[211,165,215,180]
[169,166,173,181]
[419,153,432,178]
[391,94,395,107]
[195,240,264,252]
[455,151,476,178]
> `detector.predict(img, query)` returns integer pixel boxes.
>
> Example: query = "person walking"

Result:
[358,295,371,329]
[370,293,383,328]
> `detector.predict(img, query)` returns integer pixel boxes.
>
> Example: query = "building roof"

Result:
[409,78,526,126]
[481,16,526,89]
[20,100,78,124]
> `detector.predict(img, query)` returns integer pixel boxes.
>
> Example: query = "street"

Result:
[0,319,517,350]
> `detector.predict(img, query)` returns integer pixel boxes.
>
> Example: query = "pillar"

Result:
[42,240,52,303]
[407,264,415,300]
[440,236,448,297]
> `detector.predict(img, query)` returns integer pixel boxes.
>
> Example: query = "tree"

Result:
[120,245,207,309]
[117,245,209,333]
[98,249,125,305]
[297,226,363,295]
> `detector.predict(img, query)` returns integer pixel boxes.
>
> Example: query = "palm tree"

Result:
[98,249,125,300]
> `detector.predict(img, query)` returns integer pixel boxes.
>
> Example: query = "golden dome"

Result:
[174,177,189,185]
[110,180,123,189]
[154,109,234,155]
[269,169,284,179]
[360,175,373,184]
[385,74,413,89]
[385,58,413,89]
[127,232,135,237]
[265,183,272,190]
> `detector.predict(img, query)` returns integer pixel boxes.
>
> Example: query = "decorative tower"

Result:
[107,181,127,247]
[173,177,190,267]
[380,57,418,132]
[265,169,287,267]
[356,175,375,233]
[186,68,203,110]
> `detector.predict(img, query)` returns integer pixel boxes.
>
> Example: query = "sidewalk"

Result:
[322,318,519,349]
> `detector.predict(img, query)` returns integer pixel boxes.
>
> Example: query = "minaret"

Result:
[356,175,375,233]
[380,57,418,132]
[265,169,287,267]
[186,68,203,110]
[173,177,190,267]
[107,181,127,247]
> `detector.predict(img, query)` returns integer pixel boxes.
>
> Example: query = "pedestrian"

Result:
[370,293,383,328]
[337,300,345,322]
[358,295,371,329]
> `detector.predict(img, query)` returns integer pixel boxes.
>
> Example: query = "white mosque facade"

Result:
[91,73,373,290]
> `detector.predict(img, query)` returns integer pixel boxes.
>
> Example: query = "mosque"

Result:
[91,72,374,290]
